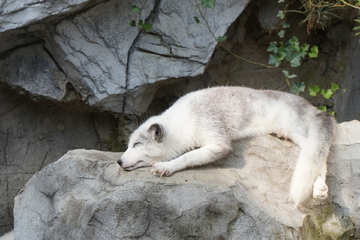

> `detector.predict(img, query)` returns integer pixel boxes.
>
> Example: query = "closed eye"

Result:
[133,142,141,148]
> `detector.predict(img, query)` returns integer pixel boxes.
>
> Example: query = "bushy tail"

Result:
[290,111,336,207]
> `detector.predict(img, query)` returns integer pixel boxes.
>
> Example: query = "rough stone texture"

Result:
[0,42,68,101]
[0,83,100,235]
[13,121,360,239]
[0,0,251,114]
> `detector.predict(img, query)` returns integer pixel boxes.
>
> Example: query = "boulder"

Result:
[0,0,252,114]
[13,121,360,239]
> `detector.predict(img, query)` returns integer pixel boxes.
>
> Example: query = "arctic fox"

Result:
[118,86,336,206]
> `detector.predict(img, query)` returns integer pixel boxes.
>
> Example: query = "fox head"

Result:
[117,121,166,171]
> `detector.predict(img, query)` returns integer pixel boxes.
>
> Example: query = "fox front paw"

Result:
[313,176,328,199]
[150,162,173,177]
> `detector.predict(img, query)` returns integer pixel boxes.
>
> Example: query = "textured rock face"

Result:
[0,0,251,114]
[14,121,360,239]
[0,83,100,235]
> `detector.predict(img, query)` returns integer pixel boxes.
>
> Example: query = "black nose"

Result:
[117,159,123,167]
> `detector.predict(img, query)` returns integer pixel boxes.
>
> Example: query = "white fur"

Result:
[0,231,14,240]
[119,86,335,207]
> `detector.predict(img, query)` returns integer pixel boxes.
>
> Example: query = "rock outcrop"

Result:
[13,121,360,239]
[0,0,252,115]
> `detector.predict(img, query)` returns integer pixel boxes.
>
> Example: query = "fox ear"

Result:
[148,123,163,142]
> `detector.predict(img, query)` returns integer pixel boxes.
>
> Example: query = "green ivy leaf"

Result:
[329,111,335,116]
[217,36,227,42]
[131,5,140,13]
[282,70,297,79]
[309,85,320,96]
[278,46,286,61]
[309,45,318,58]
[194,16,200,24]
[342,88,346,93]
[284,49,295,61]
[287,36,300,52]
[138,20,143,26]
[277,10,285,19]
[130,20,136,27]
[268,54,281,67]
[300,43,310,57]
[281,21,290,28]
[142,21,152,31]
[278,30,285,38]
[289,53,302,67]
[331,83,339,92]
[290,81,305,95]
[321,89,333,99]
[318,106,327,112]
[267,42,278,53]
[201,0,216,9]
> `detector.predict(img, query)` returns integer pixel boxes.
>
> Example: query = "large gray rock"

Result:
[0,43,68,101]
[0,83,100,235]
[0,0,251,114]
[14,121,360,239]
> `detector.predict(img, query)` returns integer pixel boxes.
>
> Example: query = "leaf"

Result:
[277,46,286,61]
[287,36,300,52]
[289,53,302,67]
[217,36,228,42]
[318,106,327,112]
[282,70,297,79]
[268,54,281,67]
[300,43,310,57]
[281,21,290,28]
[277,10,285,19]
[331,83,339,92]
[290,81,305,95]
[194,16,200,24]
[278,30,285,38]
[278,0,285,2]
[309,45,318,58]
[138,20,143,26]
[342,88,346,93]
[130,20,136,27]
[267,42,278,53]
[142,21,152,31]
[321,89,333,99]
[201,0,216,9]
[309,85,320,96]
[131,5,140,13]
[329,111,335,116]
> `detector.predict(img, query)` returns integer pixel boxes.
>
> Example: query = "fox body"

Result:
[118,86,335,206]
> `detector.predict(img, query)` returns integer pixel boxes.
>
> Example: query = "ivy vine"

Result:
[129,0,353,115]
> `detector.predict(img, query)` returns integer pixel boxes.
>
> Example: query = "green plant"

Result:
[308,83,346,115]
[129,1,152,31]
[268,0,319,95]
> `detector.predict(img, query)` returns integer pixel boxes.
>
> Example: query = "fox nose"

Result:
[117,159,123,167]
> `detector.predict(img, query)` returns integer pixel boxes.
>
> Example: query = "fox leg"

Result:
[150,143,231,177]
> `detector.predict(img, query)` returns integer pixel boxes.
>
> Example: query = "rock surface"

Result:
[13,121,360,239]
[0,83,100,235]
[0,0,252,114]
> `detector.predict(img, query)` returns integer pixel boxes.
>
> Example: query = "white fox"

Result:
[118,86,336,206]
